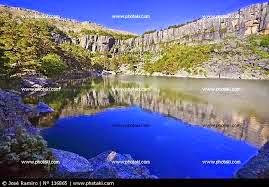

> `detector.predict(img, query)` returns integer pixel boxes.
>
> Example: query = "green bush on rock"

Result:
[0,126,55,175]
[248,34,269,58]
[40,53,67,77]
[260,35,269,47]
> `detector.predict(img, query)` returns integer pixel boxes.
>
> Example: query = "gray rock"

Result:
[68,3,269,54]
[51,149,93,176]
[115,2,269,53]
[236,141,269,178]
[0,89,33,129]
[51,31,72,45]
[34,102,54,114]
[21,75,51,88]
[78,35,116,53]
[51,149,157,179]
[88,151,157,179]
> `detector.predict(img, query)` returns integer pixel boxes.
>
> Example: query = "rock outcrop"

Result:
[236,141,269,178]
[49,2,269,53]
[0,90,56,177]
[58,2,269,54]
[118,2,269,52]
[0,89,33,129]
[21,75,52,88]
[3,2,268,54]
[88,151,157,179]
[77,35,117,53]
[34,102,54,114]
[51,148,93,176]
[52,149,157,179]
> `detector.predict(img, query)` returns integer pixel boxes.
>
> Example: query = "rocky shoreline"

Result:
[51,149,157,179]
[119,71,269,80]
[0,89,156,179]
[236,142,269,178]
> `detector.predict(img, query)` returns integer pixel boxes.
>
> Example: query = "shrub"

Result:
[260,35,269,47]
[248,35,269,58]
[144,44,213,74]
[60,43,92,65]
[0,126,55,175]
[220,28,228,34]
[40,53,66,77]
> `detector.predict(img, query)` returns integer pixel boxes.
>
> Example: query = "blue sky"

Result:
[0,0,268,34]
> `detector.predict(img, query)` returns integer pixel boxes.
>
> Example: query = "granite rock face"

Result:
[65,3,269,53]
[77,35,117,52]
[31,2,269,54]
[51,31,72,45]
[118,2,269,52]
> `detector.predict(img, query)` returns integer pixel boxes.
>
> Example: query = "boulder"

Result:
[0,89,33,129]
[88,151,157,179]
[21,75,51,88]
[102,70,116,75]
[51,149,93,177]
[51,149,157,179]
[34,102,54,114]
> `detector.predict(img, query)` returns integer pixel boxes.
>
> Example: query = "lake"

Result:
[37,75,269,178]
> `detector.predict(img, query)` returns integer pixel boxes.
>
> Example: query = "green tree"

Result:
[40,53,66,77]
[60,43,92,66]
[0,12,58,76]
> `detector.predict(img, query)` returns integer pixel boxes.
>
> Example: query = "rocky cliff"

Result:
[74,35,119,53]
[2,2,268,54]
[69,2,269,53]
[66,2,269,54]
[118,2,269,52]
[47,2,269,53]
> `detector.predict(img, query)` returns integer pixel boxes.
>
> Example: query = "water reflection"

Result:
[26,76,269,147]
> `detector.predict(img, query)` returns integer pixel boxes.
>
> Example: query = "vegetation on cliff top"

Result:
[248,34,269,59]
[80,29,136,40]
[143,30,157,35]
[144,44,213,75]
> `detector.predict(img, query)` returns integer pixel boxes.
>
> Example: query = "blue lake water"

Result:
[42,106,258,178]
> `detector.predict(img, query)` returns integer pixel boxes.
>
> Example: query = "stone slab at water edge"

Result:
[236,142,269,178]
[51,149,157,179]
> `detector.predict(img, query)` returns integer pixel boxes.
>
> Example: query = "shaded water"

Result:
[27,75,269,178]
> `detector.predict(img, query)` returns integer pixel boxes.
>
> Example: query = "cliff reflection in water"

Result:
[35,76,269,148]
